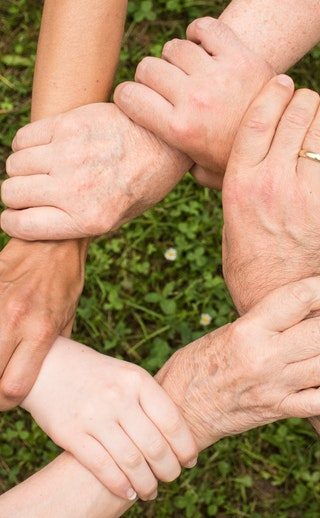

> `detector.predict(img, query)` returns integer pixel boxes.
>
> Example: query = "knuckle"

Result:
[146,437,167,461]
[127,365,149,386]
[124,450,144,470]
[11,216,34,240]
[284,105,312,128]
[290,281,313,305]
[165,465,181,483]
[170,117,194,141]
[230,317,254,342]
[306,126,320,142]
[163,415,182,436]
[1,179,12,205]
[243,110,270,133]
[140,481,158,501]
[7,298,29,323]
[0,376,28,402]
[5,154,15,176]
[13,128,26,150]
[162,38,180,57]
[189,89,213,111]
[135,57,153,81]
[92,455,113,475]
[194,17,215,31]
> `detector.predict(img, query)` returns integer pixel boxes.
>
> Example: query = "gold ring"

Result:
[299,150,320,163]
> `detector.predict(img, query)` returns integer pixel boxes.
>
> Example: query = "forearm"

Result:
[24,0,127,279]
[220,0,320,73]
[32,0,127,120]
[0,453,131,518]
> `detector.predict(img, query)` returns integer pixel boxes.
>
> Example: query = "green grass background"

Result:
[1,1,320,516]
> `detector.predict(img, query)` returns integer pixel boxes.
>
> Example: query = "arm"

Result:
[220,0,320,73]
[31,0,127,119]
[3,277,320,516]
[113,0,320,189]
[0,0,127,408]
[4,0,320,239]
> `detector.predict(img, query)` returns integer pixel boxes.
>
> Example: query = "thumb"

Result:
[246,277,320,332]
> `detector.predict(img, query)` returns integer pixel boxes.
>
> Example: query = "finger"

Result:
[61,317,75,338]
[282,317,320,363]
[0,334,55,407]
[140,381,198,468]
[247,277,320,332]
[269,88,320,163]
[191,164,223,189]
[229,75,295,168]
[1,176,56,209]
[120,406,181,483]
[187,17,242,56]
[135,56,187,104]
[95,424,158,501]
[12,117,56,151]
[297,103,320,181]
[114,82,174,142]
[0,332,19,379]
[286,355,320,391]
[1,207,82,241]
[6,145,52,177]
[309,416,320,435]
[162,39,211,74]
[71,433,137,501]
[283,388,320,418]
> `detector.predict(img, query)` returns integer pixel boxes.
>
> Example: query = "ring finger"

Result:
[269,88,320,167]
[297,103,320,181]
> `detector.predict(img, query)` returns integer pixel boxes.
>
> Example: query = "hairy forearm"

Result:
[220,0,320,72]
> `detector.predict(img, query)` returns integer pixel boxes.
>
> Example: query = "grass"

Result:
[1,0,320,516]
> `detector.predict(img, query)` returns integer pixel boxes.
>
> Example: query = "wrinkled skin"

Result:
[114,17,274,189]
[156,278,320,450]
[1,104,191,240]
[222,77,320,432]
[0,238,86,410]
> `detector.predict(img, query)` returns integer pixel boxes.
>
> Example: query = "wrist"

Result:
[157,332,227,451]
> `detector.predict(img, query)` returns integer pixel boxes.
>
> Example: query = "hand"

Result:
[222,75,320,314]
[156,277,320,451]
[114,17,274,189]
[1,104,191,240]
[0,238,85,410]
[22,338,198,502]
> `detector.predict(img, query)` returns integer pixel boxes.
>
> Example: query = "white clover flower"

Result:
[164,247,177,261]
[200,313,212,326]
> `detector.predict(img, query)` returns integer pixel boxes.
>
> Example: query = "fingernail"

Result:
[127,488,137,501]
[276,74,294,88]
[148,490,158,501]
[185,458,198,469]
[196,17,213,29]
